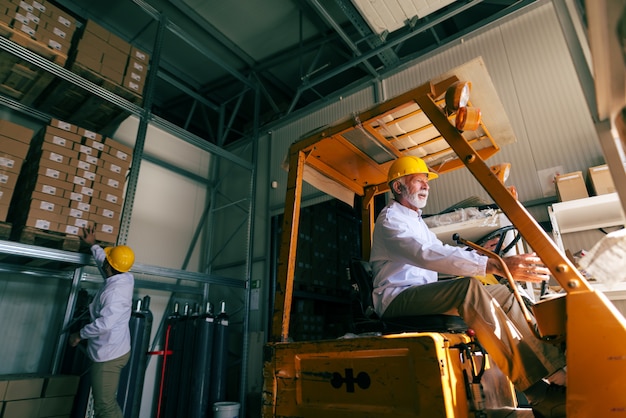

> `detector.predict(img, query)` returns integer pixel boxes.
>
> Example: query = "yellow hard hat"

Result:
[104,245,135,273]
[387,156,439,184]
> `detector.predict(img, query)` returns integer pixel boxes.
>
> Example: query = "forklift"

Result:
[262,58,626,417]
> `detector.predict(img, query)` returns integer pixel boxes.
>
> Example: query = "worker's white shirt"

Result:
[80,244,134,362]
[370,200,487,316]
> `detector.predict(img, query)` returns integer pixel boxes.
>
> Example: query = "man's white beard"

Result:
[406,192,428,209]
[399,182,428,208]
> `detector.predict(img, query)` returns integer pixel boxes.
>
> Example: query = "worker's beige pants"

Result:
[91,351,130,418]
[383,278,565,391]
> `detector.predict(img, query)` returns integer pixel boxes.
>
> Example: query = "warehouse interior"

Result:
[1,0,625,417]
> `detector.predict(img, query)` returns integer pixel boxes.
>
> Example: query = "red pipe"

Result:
[148,324,173,418]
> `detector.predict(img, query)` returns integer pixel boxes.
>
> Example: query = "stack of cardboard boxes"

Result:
[0,119,34,222]
[0,374,79,418]
[72,19,149,98]
[0,0,78,106]
[10,118,131,243]
[555,164,616,202]
[0,0,77,62]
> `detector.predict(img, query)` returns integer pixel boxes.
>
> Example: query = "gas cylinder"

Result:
[118,295,153,418]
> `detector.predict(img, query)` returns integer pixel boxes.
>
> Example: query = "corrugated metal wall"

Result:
[267,2,603,224]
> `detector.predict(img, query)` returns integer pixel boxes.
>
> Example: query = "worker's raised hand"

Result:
[486,253,550,283]
[80,224,97,246]
[503,253,550,283]
[68,332,81,347]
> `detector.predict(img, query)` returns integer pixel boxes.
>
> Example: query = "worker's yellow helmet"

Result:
[104,245,135,273]
[387,156,439,184]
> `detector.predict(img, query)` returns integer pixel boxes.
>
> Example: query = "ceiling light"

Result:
[445,80,471,113]
[455,106,482,131]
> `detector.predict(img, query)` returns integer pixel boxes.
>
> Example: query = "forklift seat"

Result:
[349,258,468,334]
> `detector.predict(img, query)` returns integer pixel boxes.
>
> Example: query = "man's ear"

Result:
[391,180,400,194]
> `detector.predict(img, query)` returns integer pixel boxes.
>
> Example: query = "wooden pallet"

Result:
[71,63,143,104]
[0,221,11,241]
[16,226,81,252]
[0,21,68,66]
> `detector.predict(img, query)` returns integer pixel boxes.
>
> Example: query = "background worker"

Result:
[69,225,135,418]
[370,156,566,418]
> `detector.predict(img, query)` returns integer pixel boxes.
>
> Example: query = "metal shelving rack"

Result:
[0,1,258,415]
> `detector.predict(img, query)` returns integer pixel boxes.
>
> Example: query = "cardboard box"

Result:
[84,19,109,42]
[69,200,91,213]
[73,183,94,198]
[0,169,19,190]
[101,44,127,73]
[42,141,78,160]
[89,214,119,235]
[555,171,589,202]
[127,57,147,75]
[95,230,117,243]
[42,375,80,398]
[0,202,8,221]
[98,190,122,205]
[70,217,89,228]
[34,176,71,197]
[32,190,67,207]
[61,206,84,219]
[0,186,14,205]
[91,196,121,213]
[121,76,144,95]
[97,161,127,183]
[100,64,123,85]
[77,152,100,166]
[49,119,77,134]
[26,207,66,228]
[0,119,34,143]
[100,175,121,190]
[38,156,77,176]
[78,169,98,182]
[82,138,106,152]
[64,224,80,235]
[0,376,8,399]
[2,398,42,417]
[32,198,62,214]
[39,395,75,416]
[129,46,149,64]
[587,164,615,196]
[68,174,91,188]
[31,1,45,13]
[1,375,45,401]
[37,165,67,182]
[45,125,82,144]
[72,142,95,156]
[0,133,30,159]
[77,127,102,142]
[93,181,122,201]
[69,158,92,172]
[108,32,131,55]
[98,207,118,220]
[103,137,133,157]
[99,149,130,167]
[0,154,23,174]
[62,189,86,203]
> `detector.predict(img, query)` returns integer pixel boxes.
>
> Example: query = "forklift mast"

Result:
[267,58,626,417]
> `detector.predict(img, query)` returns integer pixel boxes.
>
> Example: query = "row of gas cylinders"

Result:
[154,300,231,418]
[64,295,231,418]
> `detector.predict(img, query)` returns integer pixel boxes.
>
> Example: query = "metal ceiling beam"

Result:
[288,0,534,113]
[168,0,255,68]
[165,20,254,88]
[307,0,380,77]
[333,0,400,67]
